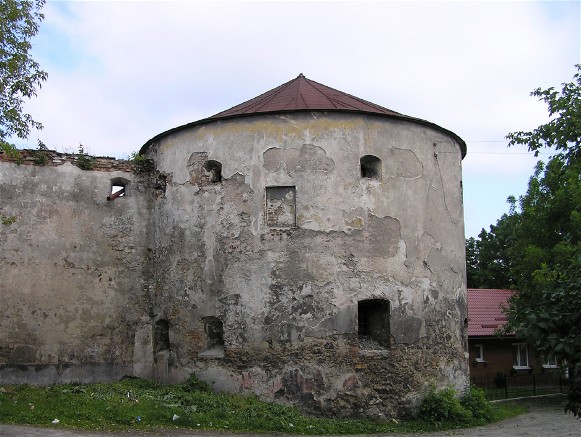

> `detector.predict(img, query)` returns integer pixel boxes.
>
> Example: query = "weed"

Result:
[182,374,212,393]
[76,144,95,170]
[1,213,16,226]
[129,151,147,163]
[33,150,48,165]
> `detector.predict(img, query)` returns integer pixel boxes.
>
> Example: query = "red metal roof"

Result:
[210,74,402,119]
[467,289,514,337]
[139,74,467,157]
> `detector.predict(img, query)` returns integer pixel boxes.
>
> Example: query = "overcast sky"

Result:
[13,0,581,238]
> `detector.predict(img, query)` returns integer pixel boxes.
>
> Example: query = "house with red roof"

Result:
[467,289,558,380]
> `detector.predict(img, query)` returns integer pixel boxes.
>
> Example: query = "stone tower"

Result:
[141,74,468,418]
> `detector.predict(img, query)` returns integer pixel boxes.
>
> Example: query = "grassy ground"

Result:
[0,376,525,434]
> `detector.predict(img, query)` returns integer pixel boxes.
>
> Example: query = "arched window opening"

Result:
[358,299,390,348]
[108,177,129,201]
[205,160,222,183]
[360,155,382,180]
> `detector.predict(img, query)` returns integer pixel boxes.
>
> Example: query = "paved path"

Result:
[0,404,579,437]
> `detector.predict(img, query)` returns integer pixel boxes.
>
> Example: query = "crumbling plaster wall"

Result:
[147,112,468,418]
[0,153,154,383]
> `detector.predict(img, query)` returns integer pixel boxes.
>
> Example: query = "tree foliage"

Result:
[466,202,518,289]
[0,0,47,141]
[467,66,581,418]
[506,64,581,162]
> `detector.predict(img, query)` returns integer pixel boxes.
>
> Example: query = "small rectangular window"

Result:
[358,299,390,348]
[266,186,296,227]
[475,344,485,362]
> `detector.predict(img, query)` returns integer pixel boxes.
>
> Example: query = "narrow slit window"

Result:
[154,319,170,352]
[358,299,390,348]
[360,155,382,180]
[475,344,484,362]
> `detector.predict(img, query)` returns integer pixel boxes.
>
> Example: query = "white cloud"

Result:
[13,0,581,236]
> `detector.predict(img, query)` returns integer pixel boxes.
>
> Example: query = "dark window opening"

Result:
[358,299,390,348]
[205,160,222,183]
[204,317,224,347]
[154,319,170,352]
[108,177,129,201]
[360,155,382,180]
[199,316,224,358]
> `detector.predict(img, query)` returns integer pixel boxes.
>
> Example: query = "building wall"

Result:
[469,338,554,380]
[0,151,154,383]
[147,112,468,418]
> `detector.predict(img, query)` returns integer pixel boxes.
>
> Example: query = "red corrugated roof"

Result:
[210,74,402,118]
[467,289,514,337]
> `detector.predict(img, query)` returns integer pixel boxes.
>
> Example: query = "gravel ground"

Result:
[0,399,579,437]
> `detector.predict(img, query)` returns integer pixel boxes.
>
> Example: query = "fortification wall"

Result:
[0,150,154,383]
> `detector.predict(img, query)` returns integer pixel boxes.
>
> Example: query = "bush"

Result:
[419,385,472,424]
[181,373,212,392]
[461,386,495,420]
[76,144,94,170]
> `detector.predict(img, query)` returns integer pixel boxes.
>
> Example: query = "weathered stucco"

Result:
[0,152,154,383]
[147,112,468,418]
[0,110,468,419]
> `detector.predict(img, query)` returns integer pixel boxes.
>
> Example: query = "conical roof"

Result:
[141,74,466,157]
[210,74,401,118]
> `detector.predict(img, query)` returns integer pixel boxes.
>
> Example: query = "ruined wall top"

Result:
[0,148,153,173]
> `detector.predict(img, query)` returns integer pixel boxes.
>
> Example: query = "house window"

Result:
[360,155,382,180]
[475,344,485,362]
[358,299,390,348]
[108,177,129,201]
[543,356,559,369]
[205,160,222,183]
[265,186,296,227]
[513,343,530,368]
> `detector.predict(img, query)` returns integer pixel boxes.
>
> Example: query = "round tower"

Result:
[141,74,468,418]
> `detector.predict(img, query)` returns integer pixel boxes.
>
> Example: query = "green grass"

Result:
[481,386,564,401]
[0,377,525,434]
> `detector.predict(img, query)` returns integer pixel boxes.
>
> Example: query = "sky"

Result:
[11,0,581,238]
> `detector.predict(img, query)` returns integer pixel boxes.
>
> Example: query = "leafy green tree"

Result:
[466,204,518,289]
[503,66,581,418]
[507,64,580,162]
[467,66,581,417]
[0,0,47,141]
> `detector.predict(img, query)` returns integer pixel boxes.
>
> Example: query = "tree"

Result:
[507,64,581,162]
[0,0,47,141]
[466,203,519,289]
[467,66,581,417]
[503,67,581,418]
